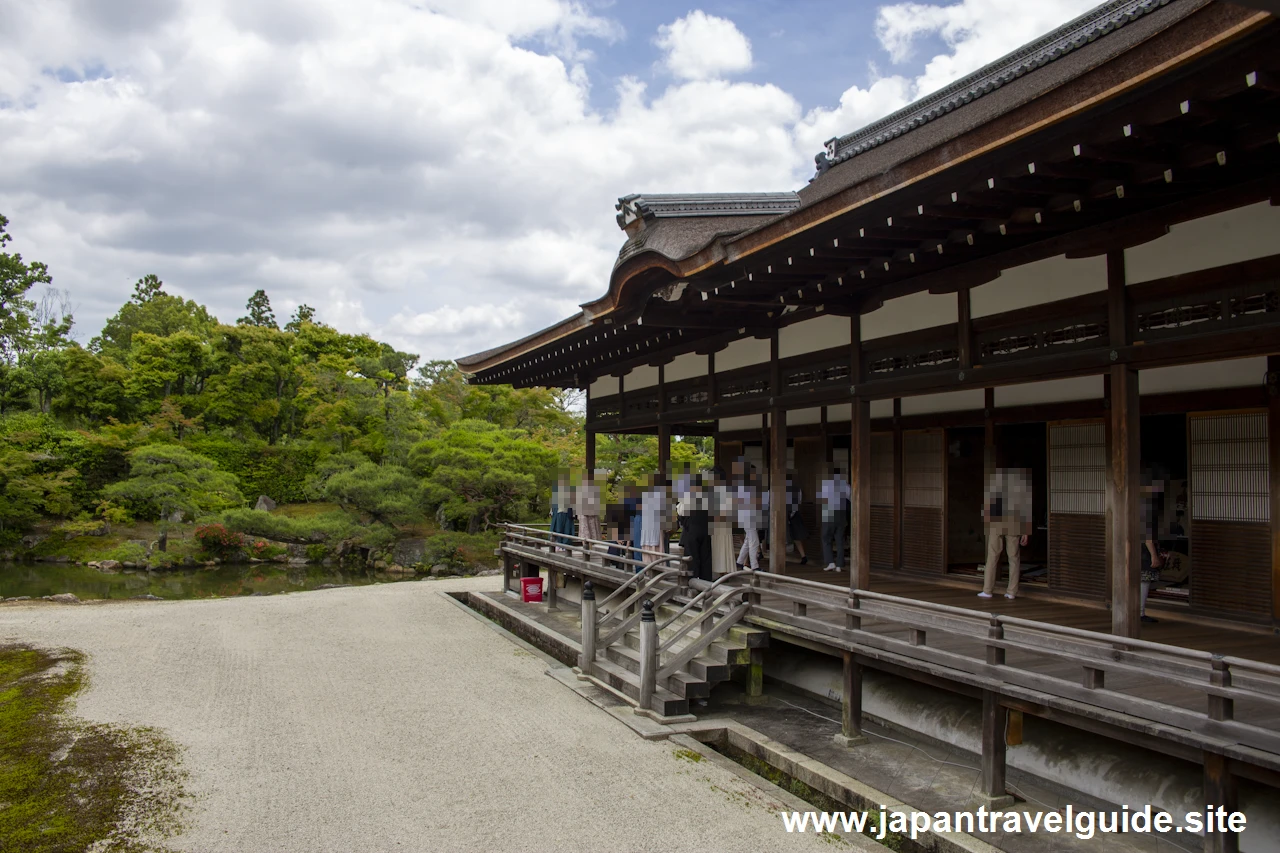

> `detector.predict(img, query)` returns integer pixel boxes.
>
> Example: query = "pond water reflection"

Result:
[0,562,420,601]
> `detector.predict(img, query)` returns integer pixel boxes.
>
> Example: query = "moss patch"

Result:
[0,644,187,852]
[673,747,704,763]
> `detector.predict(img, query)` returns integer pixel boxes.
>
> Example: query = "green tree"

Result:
[409,419,556,533]
[0,446,75,541]
[103,444,244,533]
[322,461,423,526]
[91,276,217,361]
[284,303,315,333]
[238,289,277,329]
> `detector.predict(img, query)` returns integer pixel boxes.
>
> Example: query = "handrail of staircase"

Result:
[657,586,747,655]
[656,600,752,681]
[657,570,753,632]
[597,562,681,620]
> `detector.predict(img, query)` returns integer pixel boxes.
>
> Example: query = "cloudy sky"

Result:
[0,0,1101,362]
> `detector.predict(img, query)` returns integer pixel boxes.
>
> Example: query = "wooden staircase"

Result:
[582,595,769,719]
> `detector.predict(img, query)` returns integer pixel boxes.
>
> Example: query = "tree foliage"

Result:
[103,444,244,522]
[410,419,556,532]
[0,211,588,544]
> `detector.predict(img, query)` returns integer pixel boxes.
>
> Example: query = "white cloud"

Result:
[876,0,1100,95]
[0,1,1105,364]
[655,10,753,81]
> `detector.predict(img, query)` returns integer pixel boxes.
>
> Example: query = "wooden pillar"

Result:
[1104,372,1114,595]
[851,396,871,591]
[983,388,995,474]
[709,350,721,471]
[1110,365,1140,638]
[893,398,904,570]
[1107,249,1141,638]
[657,361,670,477]
[834,651,869,746]
[584,428,596,474]
[1268,355,1279,624]
[978,691,1014,807]
[770,406,787,573]
[959,288,973,370]
[1203,752,1239,853]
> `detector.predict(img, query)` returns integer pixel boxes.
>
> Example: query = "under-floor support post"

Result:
[546,569,558,610]
[977,690,1014,808]
[745,647,764,702]
[1202,752,1239,853]
[835,651,869,747]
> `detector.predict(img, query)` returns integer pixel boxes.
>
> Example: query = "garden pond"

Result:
[0,561,426,601]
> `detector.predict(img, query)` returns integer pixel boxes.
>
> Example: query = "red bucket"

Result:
[521,577,544,603]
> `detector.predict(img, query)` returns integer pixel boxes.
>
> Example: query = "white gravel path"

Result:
[1,578,831,852]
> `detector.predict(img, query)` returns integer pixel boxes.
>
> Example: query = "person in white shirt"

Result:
[575,469,604,545]
[639,476,667,556]
[818,469,851,571]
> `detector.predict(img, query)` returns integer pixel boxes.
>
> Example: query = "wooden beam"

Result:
[771,406,787,574]
[851,396,872,592]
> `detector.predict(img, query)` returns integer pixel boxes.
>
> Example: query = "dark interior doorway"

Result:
[946,427,986,570]
[1141,413,1190,602]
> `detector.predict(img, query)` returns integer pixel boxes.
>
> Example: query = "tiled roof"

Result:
[616,192,801,229]
[815,0,1176,175]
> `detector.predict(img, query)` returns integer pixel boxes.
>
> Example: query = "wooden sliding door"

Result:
[1047,420,1107,599]
[1189,411,1271,621]
[870,432,895,570]
[901,430,945,573]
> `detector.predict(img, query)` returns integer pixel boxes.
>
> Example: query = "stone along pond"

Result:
[0,562,431,601]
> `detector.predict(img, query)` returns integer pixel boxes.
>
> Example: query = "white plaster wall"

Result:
[589,375,618,398]
[785,407,823,426]
[779,313,851,358]
[625,364,659,390]
[994,375,1103,407]
[900,389,985,416]
[664,352,708,383]
[1139,357,1268,395]
[871,399,894,419]
[861,290,957,341]
[715,336,771,372]
[971,254,1106,319]
[826,403,853,423]
[1125,201,1280,284]
[719,415,767,433]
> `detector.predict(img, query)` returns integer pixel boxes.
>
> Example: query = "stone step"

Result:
[589,658,689,717]
[602,644,710,699]
[620,626,750,668]
[651,600,770,649]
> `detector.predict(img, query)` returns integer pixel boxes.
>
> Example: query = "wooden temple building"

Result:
[458,1,1280,849]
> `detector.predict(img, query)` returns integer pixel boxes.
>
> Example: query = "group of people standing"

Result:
[550,462,857,581]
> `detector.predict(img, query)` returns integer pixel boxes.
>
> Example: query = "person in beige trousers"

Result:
[978,467,1033,600]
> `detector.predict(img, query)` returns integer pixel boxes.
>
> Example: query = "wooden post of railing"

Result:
[577,581,596,676]
[671,545,688,597]
[1203,751,1239,853]
[835,651,869,747]
[1209,655,1234,722]
[1083,666,1105,690]
[847,593,861,631]
[986,617,1005,666]
[637,600,657,714]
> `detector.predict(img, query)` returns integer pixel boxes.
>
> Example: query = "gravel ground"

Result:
[1,578,830,852]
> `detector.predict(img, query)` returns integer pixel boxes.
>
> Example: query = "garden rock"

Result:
[45,593,81,604]
[132,594,164,600]
[430,564,452,577]
[127,539,152,554]
[97,560,122,573]
[385,563,414,575]
[392,539,427,567]
[182,556,196,566]
[254,495,277,512]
